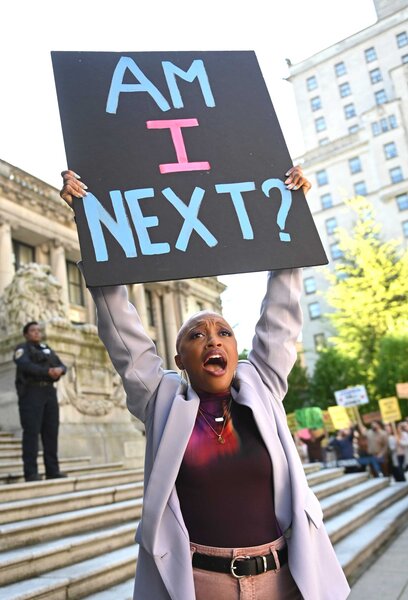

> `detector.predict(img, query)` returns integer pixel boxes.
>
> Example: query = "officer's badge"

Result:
[14,348,24,360]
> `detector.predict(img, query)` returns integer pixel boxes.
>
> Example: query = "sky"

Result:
[0,0,377,350]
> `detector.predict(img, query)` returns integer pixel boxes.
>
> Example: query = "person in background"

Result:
[385,423,408,482]
[14,321,67,482]
[298,429,325,463]
[355,420,387,478]
[60,166,350,600]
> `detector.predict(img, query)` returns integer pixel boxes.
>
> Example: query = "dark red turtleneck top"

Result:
[176,391,279,547]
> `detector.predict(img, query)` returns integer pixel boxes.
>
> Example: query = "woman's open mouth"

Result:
[203,352,227,375]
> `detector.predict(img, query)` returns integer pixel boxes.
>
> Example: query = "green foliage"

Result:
[374,335,408,417]
[285,357,311,413]
[238,348,249,360]
[310,346,363,409]
[324,196,408,396]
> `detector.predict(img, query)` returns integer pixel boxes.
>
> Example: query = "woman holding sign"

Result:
[61,166,349,600]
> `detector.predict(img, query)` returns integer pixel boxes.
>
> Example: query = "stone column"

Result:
[85,288,96,325]
[0,221,15,295]
[163,288,179,369]
[50,240,69,308]
[131,284,149,328]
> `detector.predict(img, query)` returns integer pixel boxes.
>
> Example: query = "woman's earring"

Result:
[181,369,189,384]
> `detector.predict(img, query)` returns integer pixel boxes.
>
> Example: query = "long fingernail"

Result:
[284,178,292,184]
[293,185,299,190]
[81,184,88,189]
[287,183,294,189]
[285,170,291,176]
[73,172,81,179]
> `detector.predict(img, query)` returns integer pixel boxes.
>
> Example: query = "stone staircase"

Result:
[0,433,407,599]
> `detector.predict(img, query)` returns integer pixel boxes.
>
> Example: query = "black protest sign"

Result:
[52,51,327,286]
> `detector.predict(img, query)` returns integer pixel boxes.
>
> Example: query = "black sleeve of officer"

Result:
[14,345,50,377]
[53,350,67,375]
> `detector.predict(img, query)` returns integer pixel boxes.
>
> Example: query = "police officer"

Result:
[14,321,67,482]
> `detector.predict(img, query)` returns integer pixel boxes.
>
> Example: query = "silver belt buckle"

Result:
[230,555,251,579]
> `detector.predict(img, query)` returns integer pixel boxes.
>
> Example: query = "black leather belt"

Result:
[192,546,288,579]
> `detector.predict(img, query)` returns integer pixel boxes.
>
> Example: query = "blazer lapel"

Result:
[141,387,199,554]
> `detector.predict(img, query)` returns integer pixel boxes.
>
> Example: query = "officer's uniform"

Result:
[14,341,67,481]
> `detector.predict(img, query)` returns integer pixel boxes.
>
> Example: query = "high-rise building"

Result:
[288,0,408,372]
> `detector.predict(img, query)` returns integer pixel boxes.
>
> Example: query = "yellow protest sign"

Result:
[286,412,298,433]
[322,410,335,432]
[327,406,351,430]
[379,397,401,424]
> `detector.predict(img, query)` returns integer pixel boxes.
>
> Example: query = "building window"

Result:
[369,68,382,84]
[375,89,387,105]
[314,333,326,352]
[402,54,408,64]
[306,75,318,91]
[389,114,397,129]
[349,124,359,134]
[320,193,333,209]
[339,82,351,97]
[396,193,408,211]
[344,103,356,119]
[403,221,408,238]
[315,116,326,132]
[316,169,328,186]
[67,261,84,306]
[349,156,362,174]
[396,31,408,48]
[330,243,343,260]
[354,181,367,196]
[371,122,381,136]
[334,62,347,77]
[384,142,397,159]
[390,166,403,184]
[12,240,35,271]
[304,276,317,294]
[325,217,338,235]
[319,137,330,145]
[144,289,155,326]
[310,96,322,111]
[365,47,377,62]
[308,302,321,320]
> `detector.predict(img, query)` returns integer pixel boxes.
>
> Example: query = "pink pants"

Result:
[191,536,302,600]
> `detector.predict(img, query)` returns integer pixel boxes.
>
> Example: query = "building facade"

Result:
[288,0,408,371]
[0,158,225,367]
[0,158,225,464]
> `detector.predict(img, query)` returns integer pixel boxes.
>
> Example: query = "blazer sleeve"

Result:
[247,268,303,401]
[87,282,164,423]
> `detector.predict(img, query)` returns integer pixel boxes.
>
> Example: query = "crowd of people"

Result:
[295,417,408,482]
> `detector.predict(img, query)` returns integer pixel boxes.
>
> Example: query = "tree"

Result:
[310,346,363,409]
[285,357,311,413]
[374,335,408,418]
[324,196,408,395]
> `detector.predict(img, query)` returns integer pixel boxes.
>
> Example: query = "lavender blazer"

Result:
[88,269,350,600]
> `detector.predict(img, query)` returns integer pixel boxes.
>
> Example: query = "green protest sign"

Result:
[295,407,324,430]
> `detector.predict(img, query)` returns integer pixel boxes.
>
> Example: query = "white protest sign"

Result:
[334,385,369,407]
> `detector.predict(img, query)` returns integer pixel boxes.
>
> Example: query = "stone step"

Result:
[0,455,92,475]
[0,497,143,551]
[82,578,134,600]
[306,467,345,486]
[319,477,390,519]
[0,468,144,502]
[0,482,144,525]
[0,441,22,447]
[0,545,138,600]
[0,433,18,439]
[326,482,408,545]
[334,493,408,583]
[0,460,125,483]
[0,521,138,586]
[311,471,370,500]
[303,462,323,474]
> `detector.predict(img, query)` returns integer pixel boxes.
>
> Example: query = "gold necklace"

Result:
[198,399,232,444]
